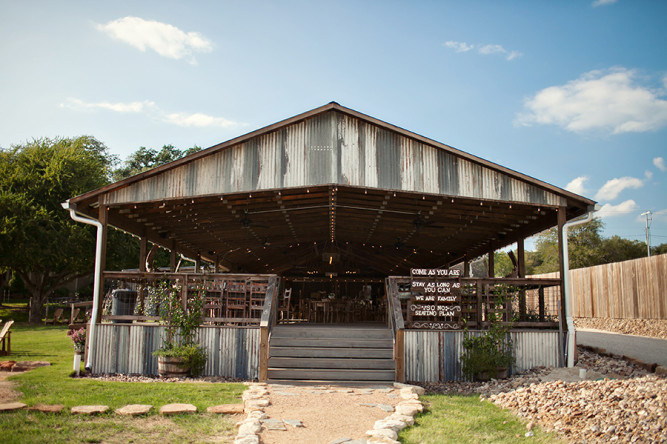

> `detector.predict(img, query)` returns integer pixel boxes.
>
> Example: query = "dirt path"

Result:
[0,371,23,403]
[259,384,402,444]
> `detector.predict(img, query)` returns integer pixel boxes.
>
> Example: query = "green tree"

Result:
[112,144,201,181]
[0,136,115,323]
[531,218,605,273]
[599,236,647,263]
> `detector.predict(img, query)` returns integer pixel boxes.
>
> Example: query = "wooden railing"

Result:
[102,271,279,326]
[386,276,561,330]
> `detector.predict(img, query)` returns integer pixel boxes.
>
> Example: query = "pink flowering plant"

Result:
[69,327,86,351]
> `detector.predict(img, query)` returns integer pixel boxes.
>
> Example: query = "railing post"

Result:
[259,325,269,382]
[395,328,405,383]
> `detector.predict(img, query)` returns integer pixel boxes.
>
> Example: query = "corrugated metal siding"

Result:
[103,110,562,206]
[404,330,559,382]
[92,324,260,378]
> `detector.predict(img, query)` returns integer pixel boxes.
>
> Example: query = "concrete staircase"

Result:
[267,325,395,383]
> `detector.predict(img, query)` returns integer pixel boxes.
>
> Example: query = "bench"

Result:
[0,320,14,356]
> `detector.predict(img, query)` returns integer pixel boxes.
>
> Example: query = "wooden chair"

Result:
[249,282,267,320]
[44,308,64,325]
[0,320,14,356]
[224,281,248,323]
[277,288,292,323]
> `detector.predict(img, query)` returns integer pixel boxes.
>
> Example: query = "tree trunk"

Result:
[29,292,45,324]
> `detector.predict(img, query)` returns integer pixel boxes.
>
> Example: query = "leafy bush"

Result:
[460,284,516,381]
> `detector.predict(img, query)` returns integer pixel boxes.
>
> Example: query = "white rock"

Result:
[237,421,262,435]
[387,413,415,426]
[374,419,408,432]
[366,428,399,440]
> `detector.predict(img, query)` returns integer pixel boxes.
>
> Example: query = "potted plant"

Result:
[460,284,516,381]
[150,281,208,377]
[69,327,86,354]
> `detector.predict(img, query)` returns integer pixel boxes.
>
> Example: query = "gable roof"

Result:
[67,102,595,275]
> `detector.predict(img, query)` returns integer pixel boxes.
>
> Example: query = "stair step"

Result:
[269,357,395,370]
[267,368,395,381]
[270,337,393,348]
[270,346,393,359]
[272,326,392,339]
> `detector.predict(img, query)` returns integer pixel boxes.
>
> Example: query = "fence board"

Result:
[530,254,667,320]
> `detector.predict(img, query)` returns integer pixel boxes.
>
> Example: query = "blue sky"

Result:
[1,0,666,249]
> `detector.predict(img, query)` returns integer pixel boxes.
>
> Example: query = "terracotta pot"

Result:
[157,356,189,377]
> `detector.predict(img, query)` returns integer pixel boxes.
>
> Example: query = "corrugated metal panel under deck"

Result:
[268,325,395,383]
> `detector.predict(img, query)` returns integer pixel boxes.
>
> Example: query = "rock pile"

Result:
[488,375,667,443]
[418,347,665,443]
[575,317,667,340]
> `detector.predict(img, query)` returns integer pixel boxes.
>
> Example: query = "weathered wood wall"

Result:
[530,253,667,320]
[92,324,260,378]
[404,330,560,382]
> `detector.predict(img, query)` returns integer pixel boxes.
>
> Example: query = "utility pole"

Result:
[640,211,652,257]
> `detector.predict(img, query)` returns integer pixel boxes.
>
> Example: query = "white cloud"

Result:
[654,157,667,172]
[598,200,639,218]
[595,176,643,201]
[443,41,474,53]
[592,0,617,7]
[645,170,654,180]
[516,68,667,134]
[565,176,589,195]
[61,97,156,113]
[96,17,213,64]
[163,112,239,128]
[61,97,242,129]
[653,208,667,222]
[443,41,521,61]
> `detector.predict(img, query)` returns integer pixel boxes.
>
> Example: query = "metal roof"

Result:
[68,102,595,276]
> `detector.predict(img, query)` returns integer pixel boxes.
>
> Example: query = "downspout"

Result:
[61,200,103,371]
[562,204,599,367]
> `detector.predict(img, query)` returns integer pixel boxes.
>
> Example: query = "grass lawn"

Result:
[399,394,564,444]
[0,311,246,444]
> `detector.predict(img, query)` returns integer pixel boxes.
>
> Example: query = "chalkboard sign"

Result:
[408,268,462,330]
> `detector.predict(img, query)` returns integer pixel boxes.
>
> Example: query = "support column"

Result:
[139,235,148,272]
[518,238,526,319]
[463,256,470,277]
[487,247,495,278]
[96,206,108,324]
[170,239,177,272]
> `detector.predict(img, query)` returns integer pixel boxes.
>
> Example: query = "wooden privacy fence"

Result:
[530,253,667,320]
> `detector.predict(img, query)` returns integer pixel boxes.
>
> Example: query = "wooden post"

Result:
[518,238,526,320]
[538,287,545,322]
[259,326,269,382]
[395,328,405,382]
[96,205,108,324]
[476,280,483,327]
[139,236,148,272]
[463,256,469,277]
[170,239,177,272]
[487,247,495,278]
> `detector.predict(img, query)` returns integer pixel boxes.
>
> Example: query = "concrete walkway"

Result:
[577,329,667,367]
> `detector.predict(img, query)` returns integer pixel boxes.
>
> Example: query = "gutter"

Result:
[61,200,102,371]
[562,204,599,367]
